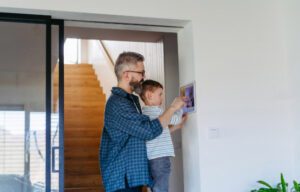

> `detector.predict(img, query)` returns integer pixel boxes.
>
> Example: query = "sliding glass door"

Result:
[0,13,64,192]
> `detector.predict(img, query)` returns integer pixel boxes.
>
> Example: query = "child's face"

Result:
[148,87,164,106]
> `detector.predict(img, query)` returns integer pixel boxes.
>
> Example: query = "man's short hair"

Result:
[114,52,145,81]
[139,79,163,102]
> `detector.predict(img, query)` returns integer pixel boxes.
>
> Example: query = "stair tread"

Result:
[64,63,105,189]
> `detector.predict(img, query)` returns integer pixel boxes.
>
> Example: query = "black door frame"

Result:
[0,12,64,192]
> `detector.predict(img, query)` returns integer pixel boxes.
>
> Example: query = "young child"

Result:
[139,79,187,192]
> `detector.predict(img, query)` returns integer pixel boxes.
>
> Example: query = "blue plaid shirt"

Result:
[100,87,163,192]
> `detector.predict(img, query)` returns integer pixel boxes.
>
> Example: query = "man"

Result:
[99,52,185,192]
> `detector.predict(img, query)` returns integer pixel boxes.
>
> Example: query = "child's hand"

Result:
[176,114,188,130]
[169,114,188,133]
[181,114,188,124]
[171,96,186,111]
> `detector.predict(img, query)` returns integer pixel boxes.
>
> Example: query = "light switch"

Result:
[208,127,220,139]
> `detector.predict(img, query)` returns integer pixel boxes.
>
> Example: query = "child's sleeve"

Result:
[169,108,183,125]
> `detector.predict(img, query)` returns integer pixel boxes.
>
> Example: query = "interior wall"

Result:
[281,0,300,179]
[86,39,165,100]
[87,40,117,98]
[0,22,47,112]
[177,22,200,192]
[80,39,89,63]
[195,1,295,191]
[102,40,165,90]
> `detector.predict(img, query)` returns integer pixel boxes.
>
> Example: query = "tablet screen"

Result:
[180,82,195,113]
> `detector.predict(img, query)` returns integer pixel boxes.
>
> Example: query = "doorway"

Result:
[62,23,183,192]
[0,12,183,192]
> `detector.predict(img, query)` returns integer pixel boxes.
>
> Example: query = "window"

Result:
[0,109,25,175]
[0,109,58,190]
[29,112,46,185]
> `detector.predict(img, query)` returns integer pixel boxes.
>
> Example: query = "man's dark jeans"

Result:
[115,177,143,192]
[115,187,142,192]
[150,157,171,192]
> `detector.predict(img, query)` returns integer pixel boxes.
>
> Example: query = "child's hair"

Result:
[140,80,163,102]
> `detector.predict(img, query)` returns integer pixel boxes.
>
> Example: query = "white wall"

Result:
[102,40,165,89]
[87,40,117,99]
[0,72,45,111]
[0,22,49,112]
[1,1,299,191]
[80,39,89,63]
[281,0,300,180]
[177,22,201,192]
[87,40,165,100]
[195,1,295,191]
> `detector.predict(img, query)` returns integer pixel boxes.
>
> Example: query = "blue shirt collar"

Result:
[111,87,139,101]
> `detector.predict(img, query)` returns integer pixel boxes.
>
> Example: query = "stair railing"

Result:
[98,40,114,67]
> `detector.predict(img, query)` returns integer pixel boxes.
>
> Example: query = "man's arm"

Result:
[106,98,163,141]
[105,96,185,142]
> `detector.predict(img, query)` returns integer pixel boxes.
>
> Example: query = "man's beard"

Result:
[129,79,144,94]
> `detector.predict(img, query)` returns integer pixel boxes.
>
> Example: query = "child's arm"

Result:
[158,97,185,128]
[169,108,184,125]
[169,114,188,133]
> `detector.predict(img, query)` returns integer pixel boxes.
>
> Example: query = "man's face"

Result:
[128,61,145,94]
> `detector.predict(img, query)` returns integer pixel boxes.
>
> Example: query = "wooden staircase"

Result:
[63,64,105,192]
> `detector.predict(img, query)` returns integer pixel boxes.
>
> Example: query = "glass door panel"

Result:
[51,23,60,192]
[0,14,64,192]
[0,20,46,192]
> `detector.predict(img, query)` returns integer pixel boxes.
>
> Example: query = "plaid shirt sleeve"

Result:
[106,96,163,142]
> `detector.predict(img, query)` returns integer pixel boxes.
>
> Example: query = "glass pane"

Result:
[0,110,25,175]
[51,25,60,192]
[0,21,46,192]
[30,112,46,191]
